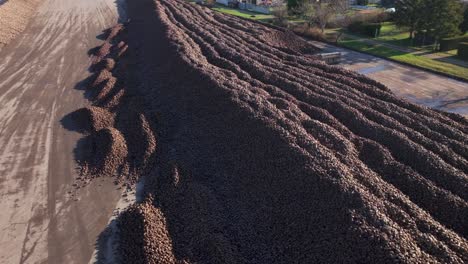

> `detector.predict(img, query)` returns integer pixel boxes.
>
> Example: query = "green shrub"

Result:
[440,35,468,51]
[348,21,363,33]
[414,31,436,46]
[348,22,381,37]
[381,0,395,7]
[363,23,382,37]
[458,42,468,60]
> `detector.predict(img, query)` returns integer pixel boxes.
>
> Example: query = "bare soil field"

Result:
[75,0,467,263]
[0,0,125,263]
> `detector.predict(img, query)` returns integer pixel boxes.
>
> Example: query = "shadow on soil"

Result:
[59,0,128,263]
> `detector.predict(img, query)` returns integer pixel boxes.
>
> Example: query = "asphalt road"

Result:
[314,41,468,117]
[0,0,124,263]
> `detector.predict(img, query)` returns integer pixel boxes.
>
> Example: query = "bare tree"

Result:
[332,13,352,43]
[271,5,289,26]
[298,0,348,33]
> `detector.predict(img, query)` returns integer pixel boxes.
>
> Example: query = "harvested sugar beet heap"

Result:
[76,0,468,262]
[69,22,157,186]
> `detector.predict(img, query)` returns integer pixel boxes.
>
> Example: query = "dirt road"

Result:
[0,0,125,263]
[314,42,468,116]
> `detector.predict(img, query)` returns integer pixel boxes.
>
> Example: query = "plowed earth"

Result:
[80,0,468,263]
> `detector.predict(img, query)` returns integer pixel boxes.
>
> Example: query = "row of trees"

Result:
[279,0,388,42]
[394,0,465,42]
[280,0,468,46]
[462,7,468,34]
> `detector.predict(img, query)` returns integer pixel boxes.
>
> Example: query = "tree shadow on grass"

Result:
[433,55,468,68]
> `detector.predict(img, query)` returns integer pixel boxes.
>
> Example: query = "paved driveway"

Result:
[314,41,468,117]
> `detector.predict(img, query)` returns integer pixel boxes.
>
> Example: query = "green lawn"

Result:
[287,16,306,23]
[447,49,458,55]
[375,23,468,52]
[340,22,415,48]
[432,50,468,62]
[345,22,429,50]
[212,5,274,21]
[339,39,468,80]
[376,22,412,46]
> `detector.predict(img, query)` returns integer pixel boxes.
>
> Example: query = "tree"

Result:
[298,0,348,33]
[460,5,468,34]
[394,0,424,39]
[381,0,396,7]
[272,5,289,26]
[205,0,215,6]
[357,0,369,5]
[395,0,463,43]
[288,0,303,10]
[333,14,352,43]
[417,0,463,41]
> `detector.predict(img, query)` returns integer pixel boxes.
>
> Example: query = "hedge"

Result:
[440,35,468,51]
[414,32,436,46]
[348,22,382,38]
[458,42,468,60]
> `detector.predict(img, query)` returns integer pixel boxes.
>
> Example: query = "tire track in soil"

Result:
[0,0,125,263]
